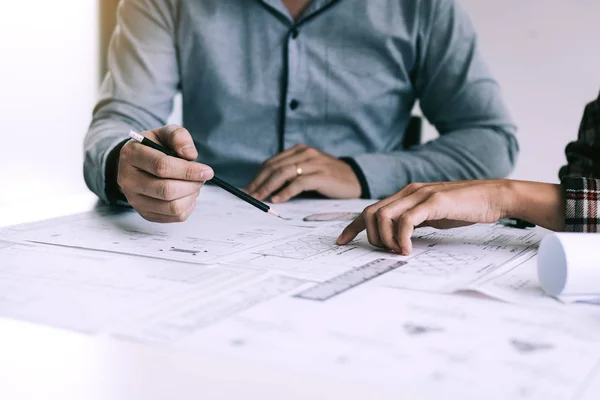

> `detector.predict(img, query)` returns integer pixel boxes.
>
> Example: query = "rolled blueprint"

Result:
[538,232,600,297]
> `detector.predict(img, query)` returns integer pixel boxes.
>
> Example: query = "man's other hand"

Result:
[246,144,361,203]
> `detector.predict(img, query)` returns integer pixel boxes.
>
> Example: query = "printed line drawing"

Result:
[510,339,554,354]
[257,235,340,260]
[403,323,444,336]
[401,250,485,276]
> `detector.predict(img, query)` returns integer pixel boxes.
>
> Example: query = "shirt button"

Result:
[290,28,299,39]
[289,99,300,110]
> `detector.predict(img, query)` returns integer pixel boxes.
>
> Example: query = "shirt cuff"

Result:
[340,157,371,199]
[562,176,600,232]
[104,139,131,205]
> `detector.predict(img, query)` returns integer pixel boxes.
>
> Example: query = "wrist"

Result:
[105,139,129,204]
[500,179,523,219]
[502,179,565,231]
[339,157,371,199]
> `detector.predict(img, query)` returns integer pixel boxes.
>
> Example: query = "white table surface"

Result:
[0,317,405,400]
[1,193,599,400]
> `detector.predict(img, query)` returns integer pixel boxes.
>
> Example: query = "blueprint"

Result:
[1,184,599,400]
[114,283,600,400]
[218,222,545,299]
[2,210,311,265]
[1,187,373,265]
[0,241,264,333]
[2,187,547,302]
[468,253,563,308]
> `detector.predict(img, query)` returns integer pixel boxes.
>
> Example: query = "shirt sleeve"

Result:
[84,0,179,203]
[562,177,600,233]
[559,91,600,232]
[352,0,518,199]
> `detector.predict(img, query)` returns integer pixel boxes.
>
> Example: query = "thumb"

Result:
[154,124,198,161]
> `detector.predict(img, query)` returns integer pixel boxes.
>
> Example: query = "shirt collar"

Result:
[259,0,340,24]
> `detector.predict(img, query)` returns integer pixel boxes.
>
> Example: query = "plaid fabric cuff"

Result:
[563,176,600,232]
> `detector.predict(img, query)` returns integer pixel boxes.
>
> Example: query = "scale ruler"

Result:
[295,258,406,302]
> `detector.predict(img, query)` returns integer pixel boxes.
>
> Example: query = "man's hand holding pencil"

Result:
[122,126,285,223]
[118,125,214,223]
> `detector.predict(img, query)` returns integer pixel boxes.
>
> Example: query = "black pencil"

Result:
[128,130,283,219]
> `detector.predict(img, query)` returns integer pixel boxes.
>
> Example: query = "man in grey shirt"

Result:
[85,0,517,223]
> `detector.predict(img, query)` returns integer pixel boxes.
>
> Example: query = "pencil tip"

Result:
[268,209,290,220]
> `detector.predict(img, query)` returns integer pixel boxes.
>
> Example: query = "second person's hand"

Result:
[336,180,515,255]
[117,125,214,223]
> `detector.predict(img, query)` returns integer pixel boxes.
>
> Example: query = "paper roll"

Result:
[537,232,600,297]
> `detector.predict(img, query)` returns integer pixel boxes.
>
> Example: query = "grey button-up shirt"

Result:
[85,0,518,203]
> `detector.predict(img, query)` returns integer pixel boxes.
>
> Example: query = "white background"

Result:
[0,0,599,205]
[0,2,98,203]
[440,0,600,184]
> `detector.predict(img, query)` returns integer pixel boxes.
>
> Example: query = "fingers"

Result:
[341,180,503,253]
[153,125,198,161]
[336,182,455,251]
[337,202,404,252]
[336,214,366,245]
[375,207,400,253]
[251,152,318,197]
[389,191,454,254]
[361,190,425,249]
[120,168,203,201]
[271,173,324,203]
[138,201,197,224]
[252,164,302,201]
[246,144,314,197]
[335,183,425,248]
[263,148,318,175]
[395,202,434,255]
[258,144,308,171]
[127,192,199,223]
[350,183,433,245]
[253,162,319,201]
[120,141,214,182]
[362,204,384,248]
[117,126,211,224]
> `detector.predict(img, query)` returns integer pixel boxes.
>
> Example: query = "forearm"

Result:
[353,127,518,199]
[84,102,163,203]
[84,121,135,203]
[85,0,179,202]
[506,180,566,231]
[386,0,519,201]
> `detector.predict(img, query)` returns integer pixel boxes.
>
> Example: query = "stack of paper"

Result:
[1,186,599,399]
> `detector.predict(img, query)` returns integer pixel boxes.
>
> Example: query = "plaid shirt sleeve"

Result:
[559,90,600,232]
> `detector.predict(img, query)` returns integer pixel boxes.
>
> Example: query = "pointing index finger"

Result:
[337,214,366,245]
